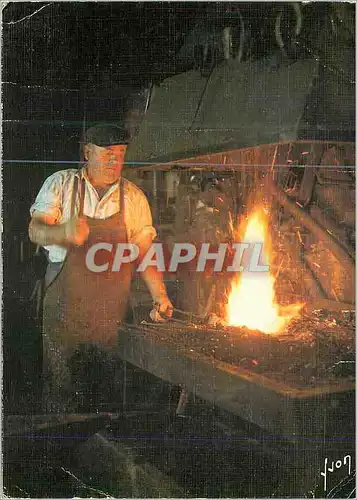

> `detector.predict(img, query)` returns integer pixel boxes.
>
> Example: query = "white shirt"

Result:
[30,168,157,263]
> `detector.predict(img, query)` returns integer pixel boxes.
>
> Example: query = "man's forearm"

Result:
[140,266,168,303]
[29,218,66,247]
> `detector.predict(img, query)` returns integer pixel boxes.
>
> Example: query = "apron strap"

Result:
[70,174,79,218]
[78,177,86,217]
[119,178,125,225]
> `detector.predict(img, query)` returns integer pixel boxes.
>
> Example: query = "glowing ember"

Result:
[226,208,303,334]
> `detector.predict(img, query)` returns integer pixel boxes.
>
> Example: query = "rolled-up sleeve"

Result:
[128,190,157,245]
[30,172,63,222]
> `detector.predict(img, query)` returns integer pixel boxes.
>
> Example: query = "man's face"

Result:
[85,143,127,185]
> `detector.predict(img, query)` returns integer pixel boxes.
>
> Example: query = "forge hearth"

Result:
[117,308,355,441]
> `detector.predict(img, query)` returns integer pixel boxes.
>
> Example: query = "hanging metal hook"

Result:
[234,8,245,63]
[143,82,154,115]
[275,2,302,58]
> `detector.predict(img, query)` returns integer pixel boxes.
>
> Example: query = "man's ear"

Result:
[83,144,91,161]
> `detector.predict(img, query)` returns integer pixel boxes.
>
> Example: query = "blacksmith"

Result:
[29,123,173,412]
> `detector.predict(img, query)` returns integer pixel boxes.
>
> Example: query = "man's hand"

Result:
[150,297,174,322]
[63,217,89,246]
[29,212,89,247]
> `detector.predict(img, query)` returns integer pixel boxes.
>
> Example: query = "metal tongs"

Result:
[146,306,203,326]
[172,308,205,324]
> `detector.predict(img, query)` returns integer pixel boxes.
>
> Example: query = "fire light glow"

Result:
[226,208,303,334]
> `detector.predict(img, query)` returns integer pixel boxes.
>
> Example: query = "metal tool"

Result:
[172,308,204,323]
[142,317,189,326]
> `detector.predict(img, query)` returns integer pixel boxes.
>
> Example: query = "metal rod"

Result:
[20,240,24,263]
[122,360,127,411]
[173,308,203,322]
[152,170,158,224]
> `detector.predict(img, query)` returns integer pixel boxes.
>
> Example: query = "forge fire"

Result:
[225,207,303,334]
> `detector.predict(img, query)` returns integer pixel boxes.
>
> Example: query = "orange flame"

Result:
[226,208,302,334]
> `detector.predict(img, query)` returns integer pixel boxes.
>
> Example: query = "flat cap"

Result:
[83,123,130,146]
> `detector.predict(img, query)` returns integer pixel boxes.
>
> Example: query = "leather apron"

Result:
[42,175,132,411]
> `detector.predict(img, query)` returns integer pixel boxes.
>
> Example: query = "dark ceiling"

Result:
[5,2,355,90]
[3,2,208,90]
[3,2,355,91]
[2,2,355,164]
